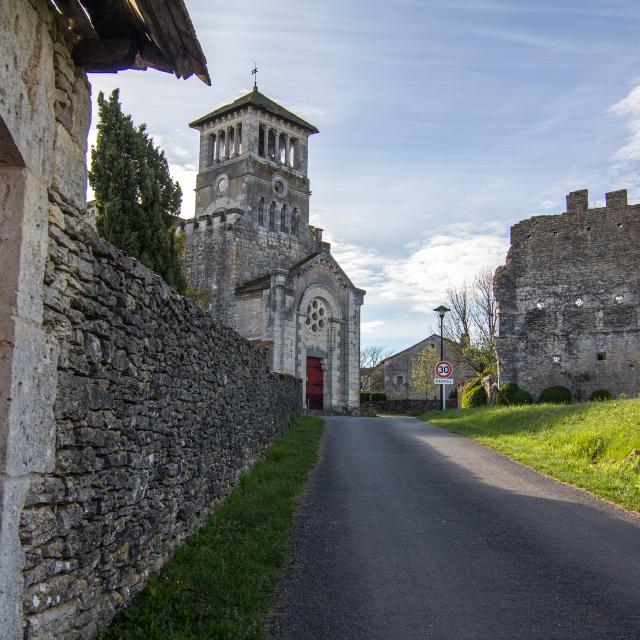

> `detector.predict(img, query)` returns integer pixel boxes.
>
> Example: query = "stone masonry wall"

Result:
[495,189,640,400]
[21,214,302,639]
[0,4,302,638]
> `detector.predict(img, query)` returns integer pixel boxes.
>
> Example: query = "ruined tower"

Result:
[494,188,640,400]
[180,89,365,412]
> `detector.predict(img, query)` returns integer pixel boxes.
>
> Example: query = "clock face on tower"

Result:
[272,174,288,198]
[214,173,229,195]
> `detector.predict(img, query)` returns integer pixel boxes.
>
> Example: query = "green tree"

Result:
[409,346,439,400]
[89,89,186,293]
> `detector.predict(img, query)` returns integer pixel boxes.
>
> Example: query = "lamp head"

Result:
[433,305,450,319]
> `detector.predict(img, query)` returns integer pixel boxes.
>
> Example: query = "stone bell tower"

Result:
[182,88,322,324]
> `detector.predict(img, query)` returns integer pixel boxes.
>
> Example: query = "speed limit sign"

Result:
[434,360,454,380]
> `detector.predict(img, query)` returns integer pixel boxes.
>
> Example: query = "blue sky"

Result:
[88,0,640,353]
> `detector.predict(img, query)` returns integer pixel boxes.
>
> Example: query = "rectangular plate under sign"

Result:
[434,378,454,385]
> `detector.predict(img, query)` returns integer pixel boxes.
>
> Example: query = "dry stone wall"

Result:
[2,6,301,639]
[22,212,302,639]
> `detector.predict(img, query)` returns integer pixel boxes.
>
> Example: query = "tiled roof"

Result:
[190,89,319,132]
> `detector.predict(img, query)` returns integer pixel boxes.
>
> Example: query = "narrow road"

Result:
[268,416,640,640]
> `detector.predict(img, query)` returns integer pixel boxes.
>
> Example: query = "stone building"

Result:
[376,334,475,400]
[495,188,640,400]
[180,89,365,412]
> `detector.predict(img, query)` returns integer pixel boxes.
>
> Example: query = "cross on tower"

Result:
[251,64,258,90]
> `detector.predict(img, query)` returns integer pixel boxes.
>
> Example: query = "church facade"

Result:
[179,89,365,413]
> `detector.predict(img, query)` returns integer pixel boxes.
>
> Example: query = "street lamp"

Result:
[433,305,450,410]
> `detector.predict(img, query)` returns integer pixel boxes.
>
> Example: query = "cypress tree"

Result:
[89,89,186,293]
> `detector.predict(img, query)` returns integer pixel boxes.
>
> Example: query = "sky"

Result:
[87,0,640,354]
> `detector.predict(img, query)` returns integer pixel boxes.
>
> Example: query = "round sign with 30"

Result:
[435,361,453,378]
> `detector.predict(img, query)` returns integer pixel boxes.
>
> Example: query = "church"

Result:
[179,87,365,413]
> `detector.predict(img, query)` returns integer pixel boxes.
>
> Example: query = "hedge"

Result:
[539,385,572,404]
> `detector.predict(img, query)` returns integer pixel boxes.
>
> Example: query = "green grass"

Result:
[100,415,324,640]
[420,400,640,512]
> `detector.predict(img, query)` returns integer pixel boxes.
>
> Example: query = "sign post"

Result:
[433,305,451,411]
[434,360,454,411]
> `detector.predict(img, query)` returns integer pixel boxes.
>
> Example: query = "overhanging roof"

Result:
[189,89,319,133]
[52,0,210,84]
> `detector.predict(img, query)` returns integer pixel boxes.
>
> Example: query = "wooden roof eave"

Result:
[60,0,210,84]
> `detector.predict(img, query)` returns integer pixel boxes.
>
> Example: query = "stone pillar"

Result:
[214,130,220,161]
[234,123,241,155]
[274,130,280,163]
[226,126,233,159]
[208,133,217,166]
[265,126,271,160]
[284,134,291,166]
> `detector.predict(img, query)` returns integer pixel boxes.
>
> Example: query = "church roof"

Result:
[235,249,365,296]
[189,89,319,133]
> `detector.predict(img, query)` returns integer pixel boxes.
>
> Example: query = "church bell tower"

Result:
[181,88,321,323]
[181,85,364,413]
[190,88,318,245]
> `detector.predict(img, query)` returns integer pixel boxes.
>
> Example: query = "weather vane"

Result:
[251,63,258,90]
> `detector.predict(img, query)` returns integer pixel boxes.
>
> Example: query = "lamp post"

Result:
[433,305,450,411]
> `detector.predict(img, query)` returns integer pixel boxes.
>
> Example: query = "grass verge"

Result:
[420,400,640,512]
[100,415,324,640]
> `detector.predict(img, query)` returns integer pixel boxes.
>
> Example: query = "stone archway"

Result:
[297,284,343,411]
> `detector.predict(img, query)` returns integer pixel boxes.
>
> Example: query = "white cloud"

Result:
[610,84,640,160]
[329,222,510,350]
[170,164,198,218]
[361,320,386,337]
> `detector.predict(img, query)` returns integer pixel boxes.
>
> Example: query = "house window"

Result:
[552,355,561,363]
[597,352,607,361]
[396,375,404,385]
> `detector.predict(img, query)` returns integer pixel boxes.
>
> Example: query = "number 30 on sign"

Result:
[434,361,454,379]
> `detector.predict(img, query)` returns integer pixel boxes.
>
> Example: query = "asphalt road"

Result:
[268,415,640,640]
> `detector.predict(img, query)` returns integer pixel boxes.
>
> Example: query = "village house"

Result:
[365,335,475,401]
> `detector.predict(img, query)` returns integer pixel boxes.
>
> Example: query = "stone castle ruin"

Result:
[179,90,365,413]
[495,188,640,400]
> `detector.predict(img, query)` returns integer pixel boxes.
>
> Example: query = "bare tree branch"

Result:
[444,283,472,344]
[360,345,394,392]
[360,345,393,369]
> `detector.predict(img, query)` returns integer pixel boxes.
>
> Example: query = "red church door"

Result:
[306,357,324,410]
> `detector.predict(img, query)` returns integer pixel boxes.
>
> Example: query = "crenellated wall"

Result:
[495,188,640,399]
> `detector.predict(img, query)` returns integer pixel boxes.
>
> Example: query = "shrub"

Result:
[512,389,533,405]
[360,392,371,403]
[539,385,572,404]
[371,392,387,402]
[496,382,533,405]
[461,384,487,408]
[590,389,612,402]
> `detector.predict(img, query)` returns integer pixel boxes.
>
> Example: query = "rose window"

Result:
[305,298,327,334]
